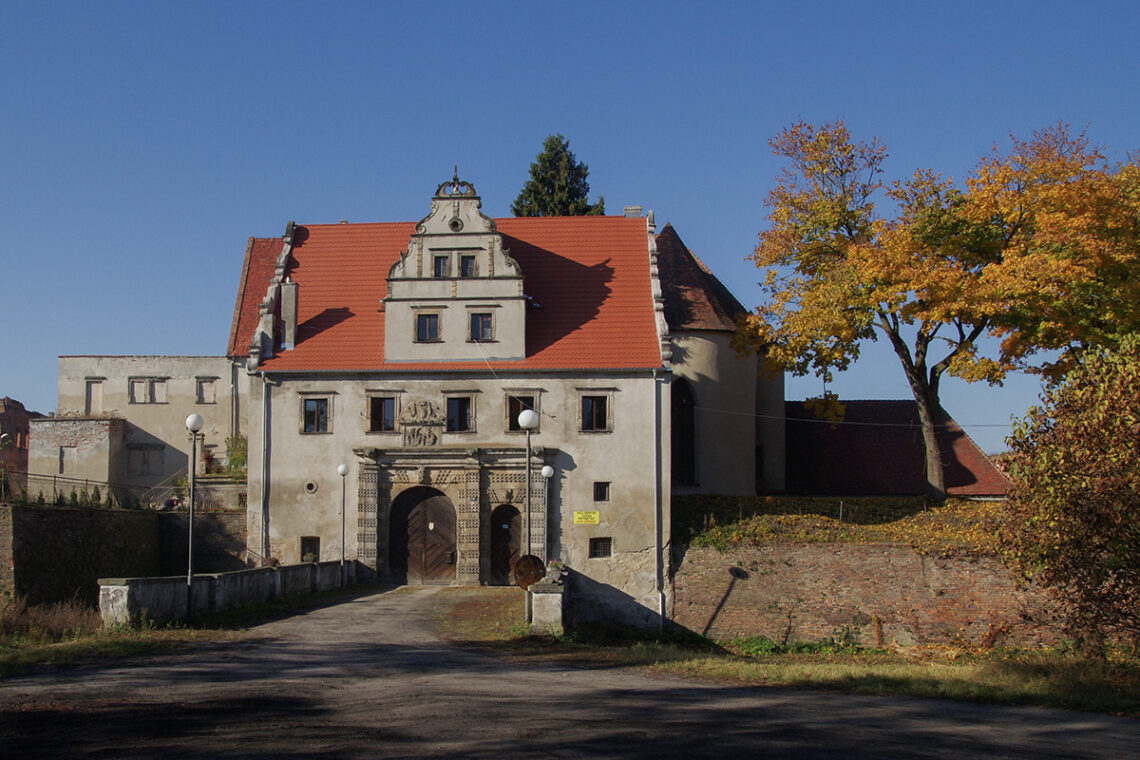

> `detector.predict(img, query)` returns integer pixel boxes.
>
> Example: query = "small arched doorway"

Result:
[389,486,457,585]
[489,503,522,585]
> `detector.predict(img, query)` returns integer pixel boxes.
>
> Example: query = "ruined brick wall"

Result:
[2,506,248,606]
[10,506,160,605]
[671,543,1062,647]
[0,506,13,598]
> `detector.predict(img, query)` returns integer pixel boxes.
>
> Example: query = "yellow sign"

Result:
[574,511,600,525]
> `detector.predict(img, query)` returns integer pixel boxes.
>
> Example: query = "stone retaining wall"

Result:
[670,543,1062,647]
[99,561,360,626]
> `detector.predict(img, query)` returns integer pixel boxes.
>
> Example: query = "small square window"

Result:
[470,312,493,342]
[589,537,613,559]
[369,396,396,432]
[300,536,320,563]
[416,313,440,342]
[460,255,476,278]
[581,394,610,432]
[593,482,610,502]
[506,395,536,432]
[446,396,473,432]
[433,255,450,278]
[303,398,329,433]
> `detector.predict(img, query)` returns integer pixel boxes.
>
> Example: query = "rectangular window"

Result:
[129,378,148,404]
[589,537,613,559]
[446,396,473,432]
[593,481,611,502]
[433,255,450,278]
[196,378,217,404]
[506,395,536,432]
[303,398,329,433]
[416,313,440,342]
[470,312,493,342]
[460,255,476,278]
[581,395,610,432]
[128,378,167,404]
[368,396,396,432]
[85,379,103,415]
[300,536,320,563]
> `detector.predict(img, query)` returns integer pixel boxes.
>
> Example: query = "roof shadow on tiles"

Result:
[297,307,354,343]
[504,235,614,356]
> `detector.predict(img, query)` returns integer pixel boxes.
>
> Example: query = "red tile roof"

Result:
[784,400,1009,497]
[228,237,283,357]
[655,223,746,331]
[228,216,665,371]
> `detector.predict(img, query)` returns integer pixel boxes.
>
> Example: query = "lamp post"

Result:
[185,413,204,622]
[337,463,348,586]
[517,409,539,556]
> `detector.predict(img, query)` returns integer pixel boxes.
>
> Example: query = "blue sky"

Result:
[3,1,1138,453]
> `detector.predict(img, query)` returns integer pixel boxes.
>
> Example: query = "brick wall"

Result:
[9,505,160,605]
[0,504,248,606]
[671,543,1062,647]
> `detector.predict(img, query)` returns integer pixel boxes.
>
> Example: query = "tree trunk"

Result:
[910,386,946,502]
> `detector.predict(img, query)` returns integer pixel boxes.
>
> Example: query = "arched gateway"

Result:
[389,486,457,585]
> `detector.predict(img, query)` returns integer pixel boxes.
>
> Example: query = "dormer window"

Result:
[470,312,493,342]
[415,312,440,342]
[460,255,476,278]
[433,255,450,279]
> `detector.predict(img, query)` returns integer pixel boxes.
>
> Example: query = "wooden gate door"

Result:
[390,488,456,585]
[489,504,521,585]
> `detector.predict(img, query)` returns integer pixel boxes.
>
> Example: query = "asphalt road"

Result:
[1,587,1138,759]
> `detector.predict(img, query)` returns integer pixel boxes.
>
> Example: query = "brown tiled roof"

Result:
[228,216,663,371]
[784,400,1009,497]
[655,223,746,331]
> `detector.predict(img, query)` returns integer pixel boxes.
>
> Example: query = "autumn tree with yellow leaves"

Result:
[741,121,1140,500]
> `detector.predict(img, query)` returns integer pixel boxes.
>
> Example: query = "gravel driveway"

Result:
[1,586,1137,759]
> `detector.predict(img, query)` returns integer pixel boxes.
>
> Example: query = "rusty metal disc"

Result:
[514,555,545,590]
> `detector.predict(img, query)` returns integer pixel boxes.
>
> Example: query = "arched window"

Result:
[672,378,696,485]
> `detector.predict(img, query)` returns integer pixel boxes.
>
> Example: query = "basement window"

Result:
[588,537,613,559]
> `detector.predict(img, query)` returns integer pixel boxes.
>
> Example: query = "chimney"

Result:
[281,277,298,350]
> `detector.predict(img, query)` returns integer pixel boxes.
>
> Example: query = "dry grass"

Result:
[685,498,1006,556]
[437,586,1140,717]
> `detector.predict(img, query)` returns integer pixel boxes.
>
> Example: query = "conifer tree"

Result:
[512,134,605,217]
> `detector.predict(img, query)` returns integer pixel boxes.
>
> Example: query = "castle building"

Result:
[31,176,783,626]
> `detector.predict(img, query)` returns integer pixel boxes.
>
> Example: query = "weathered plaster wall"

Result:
[247,370,669,626]
[28,417,126,487]
[55,356,247,488]
[671,543,1062,647]
[670,332,786,495]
